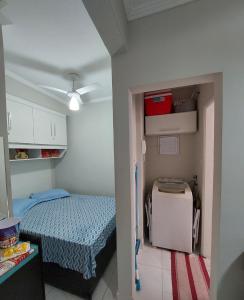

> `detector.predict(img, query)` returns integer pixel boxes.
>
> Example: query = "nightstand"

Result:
[0,244,45,300]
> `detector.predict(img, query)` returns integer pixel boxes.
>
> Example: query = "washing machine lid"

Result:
[157,182,186,194]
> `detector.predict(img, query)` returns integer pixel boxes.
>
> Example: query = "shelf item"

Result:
[145,111,197,135]
[6,94,67,147]
[144,90,173,116]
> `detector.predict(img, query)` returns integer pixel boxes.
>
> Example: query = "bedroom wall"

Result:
[10,160,55,198]
[5,74,67,199]
[54,100,115,196]
[112,1,244,299]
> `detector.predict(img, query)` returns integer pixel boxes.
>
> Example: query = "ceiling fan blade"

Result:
[39,85,67,95]
[0,12,12,25]
[76,84,98,95]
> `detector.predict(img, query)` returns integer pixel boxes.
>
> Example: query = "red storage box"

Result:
[41,149,51,158]
[144,90,173,116]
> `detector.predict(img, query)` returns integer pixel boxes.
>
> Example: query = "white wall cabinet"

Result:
[7,100,34,144]
[145,111,197,135]
[6,96,67,147]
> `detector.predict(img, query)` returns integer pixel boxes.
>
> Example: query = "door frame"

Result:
[0,28,12,218]
[201,100,215,258]
[128,73,222,300]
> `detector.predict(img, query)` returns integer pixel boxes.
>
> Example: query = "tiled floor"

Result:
[135,244,211,300]
[45,254,118,300]
[135,244,166,300]
[45,246,211,300]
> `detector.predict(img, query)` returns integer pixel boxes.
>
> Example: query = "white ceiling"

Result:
[123,0,197,21]
[2,0,112,104]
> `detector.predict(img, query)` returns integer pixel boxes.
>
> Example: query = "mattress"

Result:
[20,194,116,279]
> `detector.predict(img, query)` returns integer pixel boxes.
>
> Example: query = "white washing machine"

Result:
[151,179,193,253]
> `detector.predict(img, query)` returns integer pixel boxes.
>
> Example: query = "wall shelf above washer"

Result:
[145,111,197,136]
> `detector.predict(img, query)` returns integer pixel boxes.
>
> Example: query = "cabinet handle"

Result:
[7,112,12,133]
[50,123,53,137]
[54,124,56,137]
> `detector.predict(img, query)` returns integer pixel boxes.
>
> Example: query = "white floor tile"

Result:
[162,269,172,295]
[162,250,171,271]
[92,278,108,300]
[102,254,118,297]
[46,287,67,300]
[138,244,163,269]
[163,291,173,300]
[103,288,115,300]
[134,264,163,300]
[45,284,53,296]
[45,286,85,300]
[66,292,85,300]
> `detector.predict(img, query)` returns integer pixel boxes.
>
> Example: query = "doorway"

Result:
[129,74,222,300]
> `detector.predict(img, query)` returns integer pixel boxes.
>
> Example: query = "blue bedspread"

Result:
[20,194,116,279]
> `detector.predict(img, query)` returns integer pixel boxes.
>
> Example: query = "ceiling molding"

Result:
[123,0,197,21]
[5,69,65,104]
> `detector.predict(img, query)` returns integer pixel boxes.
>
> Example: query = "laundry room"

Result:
[131,74,220,298]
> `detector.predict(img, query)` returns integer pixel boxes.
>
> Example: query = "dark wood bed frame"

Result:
[20,230,116,300]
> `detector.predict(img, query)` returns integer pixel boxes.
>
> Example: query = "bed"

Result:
[14,190,116,299]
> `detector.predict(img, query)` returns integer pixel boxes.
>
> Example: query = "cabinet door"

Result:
[33,109,53,145]
[7,100,34,144]
[52,114,67,146]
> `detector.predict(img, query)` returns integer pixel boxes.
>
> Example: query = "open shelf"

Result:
[145,111,197,135]
[9,148,67,162]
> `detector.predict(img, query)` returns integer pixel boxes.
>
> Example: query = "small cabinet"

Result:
[7,100,34,144]
[145,111,197,135]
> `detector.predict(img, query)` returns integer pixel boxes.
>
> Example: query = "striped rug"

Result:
[170,251,210,300]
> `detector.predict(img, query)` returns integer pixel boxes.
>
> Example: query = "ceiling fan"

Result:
[39,73,98,111]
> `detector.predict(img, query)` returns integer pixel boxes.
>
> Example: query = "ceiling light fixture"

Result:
[69,93,80,111]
